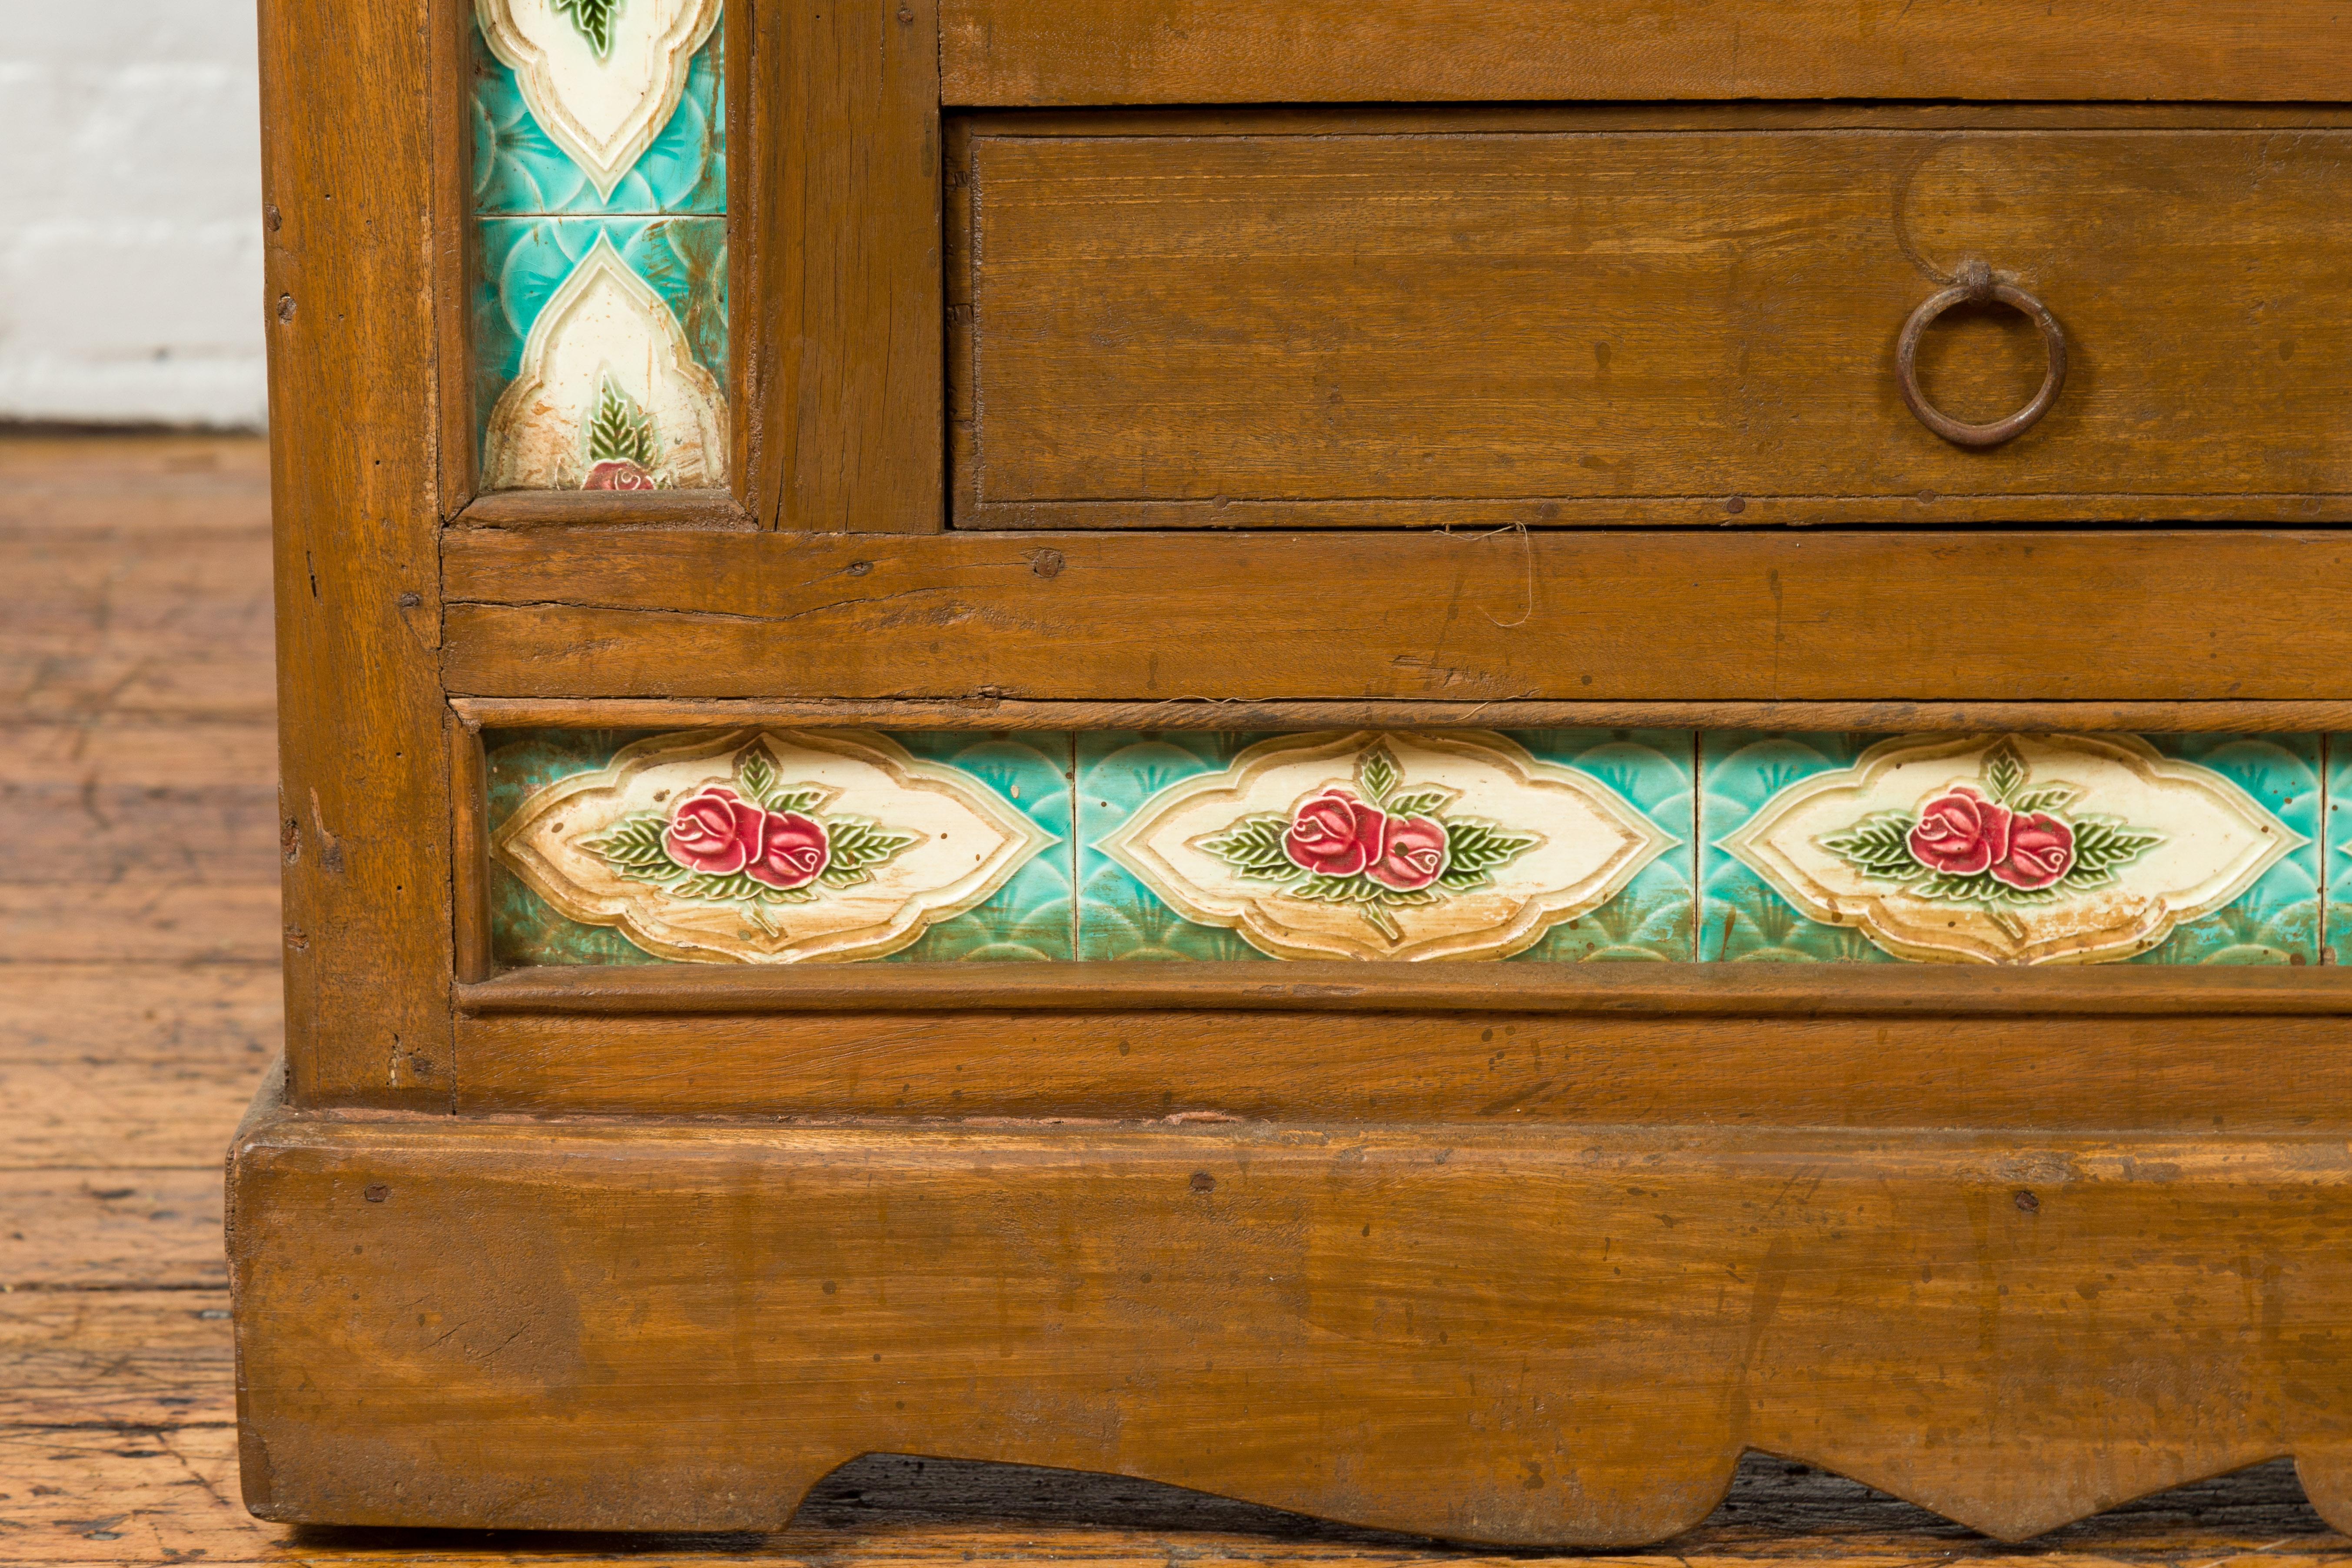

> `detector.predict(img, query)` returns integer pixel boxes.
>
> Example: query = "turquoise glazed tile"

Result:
[472,19,725,216]
[2129,735,2319,965]
[483,729,1070,965]
[473,215,728,487]
[486,728,665,966]
[2328,737,2352,965]
[882,733,1075,962]
[1503,729,1694,961]
[1077,732,1267,960]
[1700,732,1898,963]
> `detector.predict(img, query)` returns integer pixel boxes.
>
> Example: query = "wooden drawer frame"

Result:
[247,0,2352,1541]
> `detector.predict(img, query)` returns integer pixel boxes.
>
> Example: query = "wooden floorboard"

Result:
[5,433,2349,1565]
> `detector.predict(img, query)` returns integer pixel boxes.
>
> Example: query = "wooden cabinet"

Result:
[236,0,2352,1544]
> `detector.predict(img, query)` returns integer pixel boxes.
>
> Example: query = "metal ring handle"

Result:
[1896,260,2068,448]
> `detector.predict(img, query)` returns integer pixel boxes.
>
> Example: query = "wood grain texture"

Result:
[451,694,2352,734]
[261,0,453,1107]
[441,528,2352,701]
[452,1007,2352,1131]
[940,0,2352,106]
[954,117,2352,528]
[458,960,2352,1018]
[229,1099,2352,1541]
[748,0,944,532]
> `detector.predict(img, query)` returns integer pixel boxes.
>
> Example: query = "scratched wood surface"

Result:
[10,434,2351,1565]
[938,0,2352,105]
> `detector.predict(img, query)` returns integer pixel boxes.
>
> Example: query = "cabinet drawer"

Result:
[950,111,2352,528]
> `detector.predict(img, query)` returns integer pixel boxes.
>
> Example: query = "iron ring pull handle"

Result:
[1896,259,2069,448]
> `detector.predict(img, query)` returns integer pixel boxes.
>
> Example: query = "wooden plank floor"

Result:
[5,433,2350,1567]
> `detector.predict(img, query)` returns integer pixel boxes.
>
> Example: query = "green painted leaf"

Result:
[1384,788,1456,819]
[1290,874,1382,905]
[553,0,622,57]
[768,787,830,816]
[1818,813,1920,881]
[1442,818,1539,877]
[584,370,659,469]
[1198,814,1299,881]
[2063,817,2165,881]
[826,818,921,874]
[586,813,677,874]
[2009,784,2082,815]
[1982,739,2028,804]
[1355,745,1401,807]
[736,750,781,811]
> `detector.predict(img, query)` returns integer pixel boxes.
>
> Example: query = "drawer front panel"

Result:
[953,121,2352,527]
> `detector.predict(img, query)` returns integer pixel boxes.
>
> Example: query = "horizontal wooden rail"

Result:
[458,960,2352,1017]
[441,529,2352,703]
[450,696,2352,734]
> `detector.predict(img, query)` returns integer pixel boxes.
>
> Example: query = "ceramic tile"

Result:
[1502,730,1693,961]
[2326,737,2352,966]
[472,0,724,209]
[1082,730,1678,961]
[474,216,728,489]
[2127,735,2319,965]
[473,14,724,216]
[1077,733,1267,960]
[1706,732,2312,965]
[1701,732,1895,963]
[881,733,1075,963]
[484,729,1066,965]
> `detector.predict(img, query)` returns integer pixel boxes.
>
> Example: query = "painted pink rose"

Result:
[1367,814,1449,892]
[1283,787,1389,878]
[1908,786,2012,877]
[663,786,768,876]
[747,811,830,890]
[584,458,658,491]
[1991,811,2074,891]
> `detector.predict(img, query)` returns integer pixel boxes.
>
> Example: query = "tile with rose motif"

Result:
[473,7,725,216]
[475,216,729,491]
[1083,730,1680,962]
[1704,731,2311,966]
[482,729,1067,965]
[473,0,724,210]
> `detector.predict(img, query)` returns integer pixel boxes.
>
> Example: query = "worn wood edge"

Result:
[431,0,474,518]
[263,0,456,1108]
[448,695,2352,734]
[227,1097,2352,1541]
[455,960,2352,1017]
[937,2,2352,106]
[953,104,2352,136]
[958,498,2352,530]
[725,0,755,515]
[438,528,2352,702]
[452,488,757,529]
[448,717,491,985]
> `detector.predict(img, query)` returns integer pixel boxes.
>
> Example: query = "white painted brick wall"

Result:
[0,2,266,427]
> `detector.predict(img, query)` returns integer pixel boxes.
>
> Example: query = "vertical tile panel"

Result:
[1504,729,1693,962]
[471,2,728,489]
